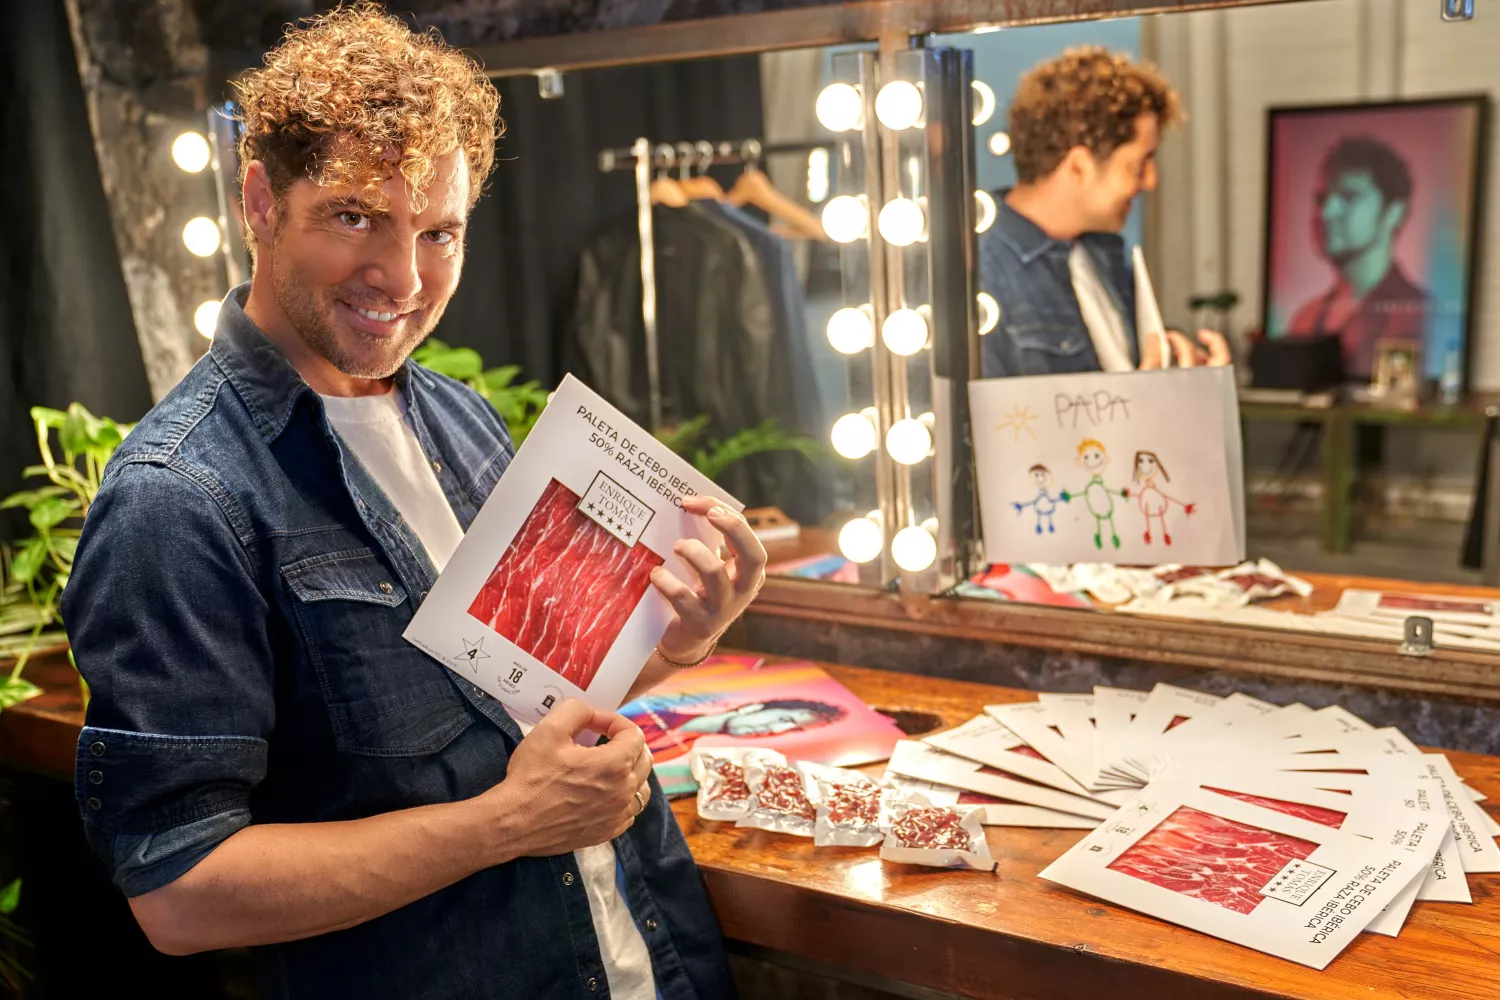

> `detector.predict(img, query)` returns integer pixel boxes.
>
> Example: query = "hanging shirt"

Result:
[322,387,658,1000]
[1068,242,1135,374]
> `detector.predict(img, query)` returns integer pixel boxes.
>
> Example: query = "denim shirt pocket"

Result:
[282,548,472,757]
[1007,325,1096,376]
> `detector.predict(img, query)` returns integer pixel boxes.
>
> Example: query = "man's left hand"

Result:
[1165,329,1233,368]
[649,495,768,664]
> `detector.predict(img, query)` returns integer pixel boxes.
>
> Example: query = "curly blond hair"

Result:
[1009,47,1183,185]
[232,2,501,215]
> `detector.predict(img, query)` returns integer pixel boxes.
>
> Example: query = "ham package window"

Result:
[404,375,740,724]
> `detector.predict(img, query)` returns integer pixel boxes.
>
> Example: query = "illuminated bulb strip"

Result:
[838,517,884,564]
[182,217,221,257]
[975,190,997,234]
[877,198,924,247]
[830,412,877,459]
[977,292,1000,336]
[881,308,929,356]
[172,131,211,173]
[874,80,923,131]
[193,300,220,339]
[885,418,932,466]
[827,305,875,354]
[988,131,1012,157]
[815,83,864,133]
[892,524,938,572]
[822,195,869,243]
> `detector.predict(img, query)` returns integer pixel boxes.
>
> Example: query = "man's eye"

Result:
[339,211,370,230]
[425,230,456,247]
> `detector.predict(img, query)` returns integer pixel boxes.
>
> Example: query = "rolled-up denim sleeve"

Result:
[64,458,274,897]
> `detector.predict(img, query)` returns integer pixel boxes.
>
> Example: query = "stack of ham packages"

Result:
[404,375,740,728]
[689,748,995,871]
[904,683,1498,969]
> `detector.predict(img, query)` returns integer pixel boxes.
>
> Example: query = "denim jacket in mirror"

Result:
[63,285,734,1000]
[978,196,1138,378]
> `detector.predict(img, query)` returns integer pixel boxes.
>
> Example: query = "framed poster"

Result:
[1261,96,1488,384]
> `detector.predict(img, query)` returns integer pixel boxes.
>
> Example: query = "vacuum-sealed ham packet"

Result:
[806,764,887,847]
[738,756,819,837]
[879,797,996,871]
[1215,559,1312,604]
[691,748,783,822]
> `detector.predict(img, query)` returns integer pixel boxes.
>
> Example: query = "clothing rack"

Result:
[596,137,829,430]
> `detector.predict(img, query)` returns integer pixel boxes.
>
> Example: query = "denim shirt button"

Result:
[86,797,101,810]
[87,770,103,785]
[431,460,442,473]
[89,741,106,757]
[645,918,658,932]
[471,686,485,700]
[379,581,394,594]
[419,591,429,602]
[587,978,598,992]
[562,872,575,886]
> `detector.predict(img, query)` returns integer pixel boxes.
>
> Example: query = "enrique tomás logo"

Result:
[579,471,656,546]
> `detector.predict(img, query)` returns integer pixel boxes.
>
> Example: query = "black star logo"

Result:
[624,530,633,539]
[607,516,616,527]
[453,637,491,673]
[587,502,597,513]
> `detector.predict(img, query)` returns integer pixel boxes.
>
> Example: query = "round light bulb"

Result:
[815,83,864,133]
[881,308,929,356]
[172,131,211,173]
[885,418,932,466]
[838,517,884,564]
[193,299,220,339]
[877,197,924,247]
[822,195,869,243]
[977,292,1000,336]
[892,524,938,572]
[988,131,1012,157]
[875,80,923,131]
[830,412,877,460]
[182,216,221,257]
[971,80,996,127]
[975,189,997,234]
[827,305,875,354]
[865,508,884,527]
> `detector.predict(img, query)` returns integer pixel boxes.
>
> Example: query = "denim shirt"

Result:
[978,196,1137,377]
[63,286,734,1000]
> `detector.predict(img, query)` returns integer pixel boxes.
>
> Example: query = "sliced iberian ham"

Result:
[468,478,664,690]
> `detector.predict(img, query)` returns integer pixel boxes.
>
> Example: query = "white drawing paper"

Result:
[403,375,740,725]
[969,366,1244,566]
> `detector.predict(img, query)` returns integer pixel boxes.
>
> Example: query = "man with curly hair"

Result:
[980,47,1230,377]
[63,6,752,998]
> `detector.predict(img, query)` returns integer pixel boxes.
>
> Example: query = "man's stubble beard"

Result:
[269,232,439,381]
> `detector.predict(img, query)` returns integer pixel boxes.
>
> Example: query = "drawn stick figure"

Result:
[1012,464,1070,535]
[1132,450,1196,545]
[1071,440,1128,550]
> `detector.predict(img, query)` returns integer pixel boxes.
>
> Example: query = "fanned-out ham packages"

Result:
[404,375,741,726]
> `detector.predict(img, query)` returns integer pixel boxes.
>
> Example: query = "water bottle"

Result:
[1440,341,1462,406]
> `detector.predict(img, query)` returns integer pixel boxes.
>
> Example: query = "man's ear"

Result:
[242,161,278,247]
[1382,199,1410,234]
[1061,145,1097,186]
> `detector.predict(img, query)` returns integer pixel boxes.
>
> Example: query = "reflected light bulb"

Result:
[885,418,932,465]
[172,131,211,173]
[875,80,923,131]
[971,80,996,127]
[892,524,937,572]
[827,305,875,354]
[822,195,869,243]
[881,308,929,356]
[815,83,864,133]
[920,516,939,536]
[877,198,924,247]
[988,131,1012,157]
[975,189,997,234]
[838,517,884,564]
[977,292,1000,336]
[193,300,220,339]
[831,412,877,459]
[182,216,221,257]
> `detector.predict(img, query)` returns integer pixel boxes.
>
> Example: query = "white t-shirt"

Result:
[322,387,657,1000]
[1068,243,1135,373]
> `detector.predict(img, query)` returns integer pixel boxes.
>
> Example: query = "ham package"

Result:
[404,375,741,725]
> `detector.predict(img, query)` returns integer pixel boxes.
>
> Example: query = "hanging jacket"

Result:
[566,203,820,521]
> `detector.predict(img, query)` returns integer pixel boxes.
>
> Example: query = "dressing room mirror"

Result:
[944,3,1500,650]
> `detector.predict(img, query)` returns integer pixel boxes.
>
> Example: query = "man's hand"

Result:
[650,495,768,664]
[1138,329,1233,370]
[488,700,653,859]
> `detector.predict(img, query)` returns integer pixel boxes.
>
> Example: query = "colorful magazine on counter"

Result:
[620,655,906,795]
[403,375,741,726]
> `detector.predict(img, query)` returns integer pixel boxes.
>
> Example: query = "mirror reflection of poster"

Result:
[1262,97,1487,383]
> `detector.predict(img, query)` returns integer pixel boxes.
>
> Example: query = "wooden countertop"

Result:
[4,650,1499,996]
[676,657,1500,1000]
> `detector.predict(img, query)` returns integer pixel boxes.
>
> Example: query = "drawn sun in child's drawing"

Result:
[995,403,1039,442]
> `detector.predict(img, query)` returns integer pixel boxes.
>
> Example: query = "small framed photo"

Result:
[1371,339,1422,401]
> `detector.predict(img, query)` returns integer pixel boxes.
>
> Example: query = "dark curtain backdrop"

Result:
[432,54,765,385]
[0,1,152,517]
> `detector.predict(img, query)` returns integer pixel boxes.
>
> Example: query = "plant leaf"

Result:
[0,879,20,915]
[0,679,42,712]
[28,407,65,430]
[59,404,92,457]
[49,537,78,564]
[10,541,46,583]
[0,487,67,511]
[28,497,77,531]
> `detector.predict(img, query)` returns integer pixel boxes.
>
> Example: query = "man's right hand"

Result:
[485,699,653,860]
